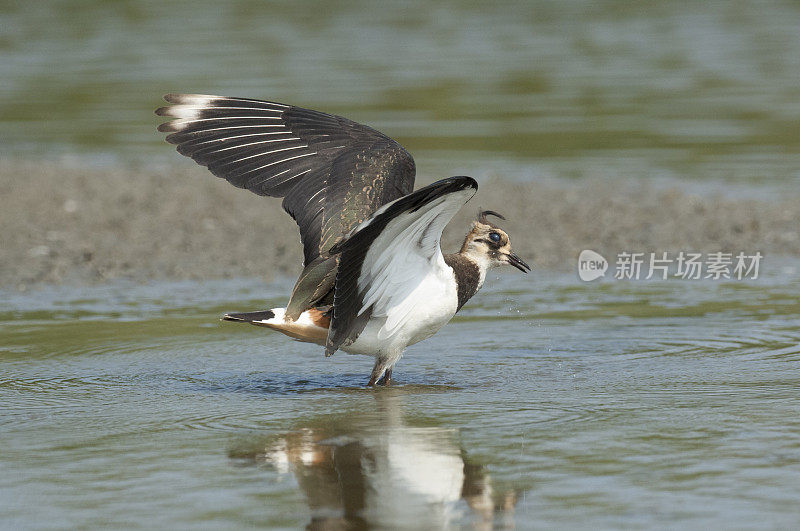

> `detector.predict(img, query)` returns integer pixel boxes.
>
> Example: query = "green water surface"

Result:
[3,0,800,189]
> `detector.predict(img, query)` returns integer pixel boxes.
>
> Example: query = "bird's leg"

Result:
[377,367,393,386]
[367,358,387,387]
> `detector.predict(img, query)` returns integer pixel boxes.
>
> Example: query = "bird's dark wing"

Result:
[325,176,478,357]
[156,94,416,317]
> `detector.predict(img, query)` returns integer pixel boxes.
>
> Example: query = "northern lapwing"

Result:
[156,94,530,386]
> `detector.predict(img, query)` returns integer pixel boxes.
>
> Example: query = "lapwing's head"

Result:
[460,210,531,273]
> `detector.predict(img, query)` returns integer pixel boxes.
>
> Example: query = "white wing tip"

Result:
[163,93,220,105]
[156,94,220,132]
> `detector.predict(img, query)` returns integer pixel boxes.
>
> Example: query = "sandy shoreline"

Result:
[1,158,798,290]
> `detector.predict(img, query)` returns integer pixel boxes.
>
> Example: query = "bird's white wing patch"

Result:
[355,188,474,340]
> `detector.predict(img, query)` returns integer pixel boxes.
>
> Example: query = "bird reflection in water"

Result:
[230,390,517,529]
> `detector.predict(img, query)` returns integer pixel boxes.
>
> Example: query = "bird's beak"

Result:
[504,252,531,273]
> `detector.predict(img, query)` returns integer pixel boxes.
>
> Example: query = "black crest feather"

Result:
[478,209,506,224]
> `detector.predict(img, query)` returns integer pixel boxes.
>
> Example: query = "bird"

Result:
[156,94,530,386]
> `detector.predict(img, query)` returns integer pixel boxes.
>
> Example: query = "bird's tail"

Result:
[222,310,276,322]
[222,307,330,346]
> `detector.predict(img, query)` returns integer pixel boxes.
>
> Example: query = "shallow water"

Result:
[3,0,800,191]
[2,267,800,528]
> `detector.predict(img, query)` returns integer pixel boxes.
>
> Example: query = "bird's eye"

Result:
[489,232,501,243]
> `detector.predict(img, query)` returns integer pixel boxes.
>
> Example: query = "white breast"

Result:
[400,266,459,346]
[343,265,458,356]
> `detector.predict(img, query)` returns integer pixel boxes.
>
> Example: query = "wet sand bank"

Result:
[2,159,798,289]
